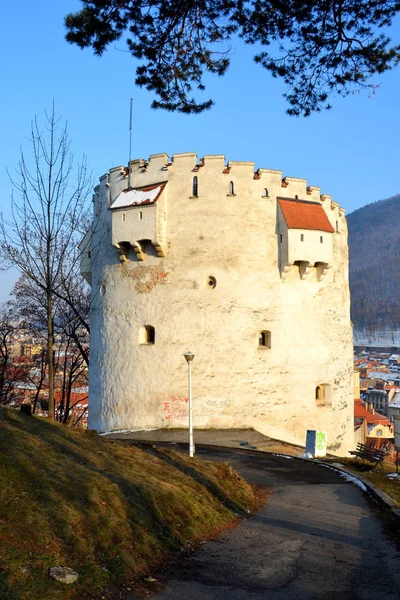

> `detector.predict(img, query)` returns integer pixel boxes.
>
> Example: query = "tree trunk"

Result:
[47,293,55,420]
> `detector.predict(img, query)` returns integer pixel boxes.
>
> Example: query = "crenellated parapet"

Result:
[80,152,347,281]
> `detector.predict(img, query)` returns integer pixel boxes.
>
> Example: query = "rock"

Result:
[49,566,79,584]
[145,576,157,583]
[20,404,32,416]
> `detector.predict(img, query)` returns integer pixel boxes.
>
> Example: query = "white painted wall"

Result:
[83,152,355,455]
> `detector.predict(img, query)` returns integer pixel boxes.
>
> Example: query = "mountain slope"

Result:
[347,194,400,331]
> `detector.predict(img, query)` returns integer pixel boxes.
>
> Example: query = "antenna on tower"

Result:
[128,97,133,190]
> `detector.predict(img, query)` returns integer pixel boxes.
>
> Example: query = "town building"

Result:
[81,152,355,454]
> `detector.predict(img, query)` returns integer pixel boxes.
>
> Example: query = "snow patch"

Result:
[318,463,367,491]
[99,428,157,436]
[273,453,294,459]
[110,186,161,209]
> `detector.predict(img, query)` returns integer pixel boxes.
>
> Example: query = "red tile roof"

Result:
[278,199,335,232]
[354,399,392,426]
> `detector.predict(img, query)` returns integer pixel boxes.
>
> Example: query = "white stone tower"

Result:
[80,152,354,454]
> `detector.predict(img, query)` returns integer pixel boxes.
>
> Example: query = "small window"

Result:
[259,330,271,349]
[192,176,198,197]
[122,213,126,222]
[279,234,283,243]
[315,383,331,406]
[138,211,143,220]
[100,284,106,297]
[88,251,91,259]
[229,181,235,195]
[301,234,304,241]
[320,236,323,243]
[263,188,269,197]
[139,325,155,345]
[336,220,339,232]
[207,276,217,289]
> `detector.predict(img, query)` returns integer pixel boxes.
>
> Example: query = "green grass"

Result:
[0,408,265,600]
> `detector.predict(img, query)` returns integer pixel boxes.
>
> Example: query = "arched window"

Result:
[259,330,271,349]
[192,176,198,197]
[139,325,155,345]
[263,188,269,197]
[315,384,331,406]
[229,181,235,195]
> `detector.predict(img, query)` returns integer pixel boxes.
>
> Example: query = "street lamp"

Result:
[183,351,195,457]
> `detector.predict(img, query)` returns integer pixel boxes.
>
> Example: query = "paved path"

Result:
[106,429,303,455]
[140,447,400,600]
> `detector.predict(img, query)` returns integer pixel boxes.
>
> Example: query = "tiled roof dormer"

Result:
[278,198,335,233]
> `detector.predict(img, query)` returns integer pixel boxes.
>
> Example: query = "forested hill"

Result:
[347,194,400,331]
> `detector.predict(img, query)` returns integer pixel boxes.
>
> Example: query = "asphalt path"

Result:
[143,446,400,600]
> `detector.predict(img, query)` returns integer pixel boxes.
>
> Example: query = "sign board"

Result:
[306,430,328,458]
[394,416,400,451]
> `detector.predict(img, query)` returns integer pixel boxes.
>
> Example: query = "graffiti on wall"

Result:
[163,396,188,421]
[161,395,229,422]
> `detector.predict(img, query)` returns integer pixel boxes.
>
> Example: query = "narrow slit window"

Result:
[192,176,198,197]
[336,220,339,232]
[229,181,235,195]
[263,188,269,197]
[301,234,304,241]
[279,234,283,243]
[320,236,323,243]
[138,211,143,220]
[140,325,155,345]
[122,213,126,222]
[259,330,271,349]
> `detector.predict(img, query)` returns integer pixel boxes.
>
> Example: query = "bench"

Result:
[349,443,385,468]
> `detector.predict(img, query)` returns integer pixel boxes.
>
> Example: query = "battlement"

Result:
[97,153,345,214]
[83,152,347,278]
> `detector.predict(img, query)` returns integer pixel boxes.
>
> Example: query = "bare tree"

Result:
[12,271,90,422]
[0,106,91,420]
[0,302,33,406]
[0,303,15,404]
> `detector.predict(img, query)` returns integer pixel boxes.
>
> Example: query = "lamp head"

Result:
[183,351,195,363]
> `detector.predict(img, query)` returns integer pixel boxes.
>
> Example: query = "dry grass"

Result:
[325,456,400,506]
[0,408,265,600]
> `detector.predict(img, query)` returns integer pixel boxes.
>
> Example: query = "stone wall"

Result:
[83,152,355,454]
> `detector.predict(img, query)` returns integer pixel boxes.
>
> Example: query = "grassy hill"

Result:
[0,408,265,600]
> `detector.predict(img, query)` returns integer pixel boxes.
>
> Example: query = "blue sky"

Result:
[1,1,400,301]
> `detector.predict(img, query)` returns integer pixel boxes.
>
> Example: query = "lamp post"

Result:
[183,351,195,457]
